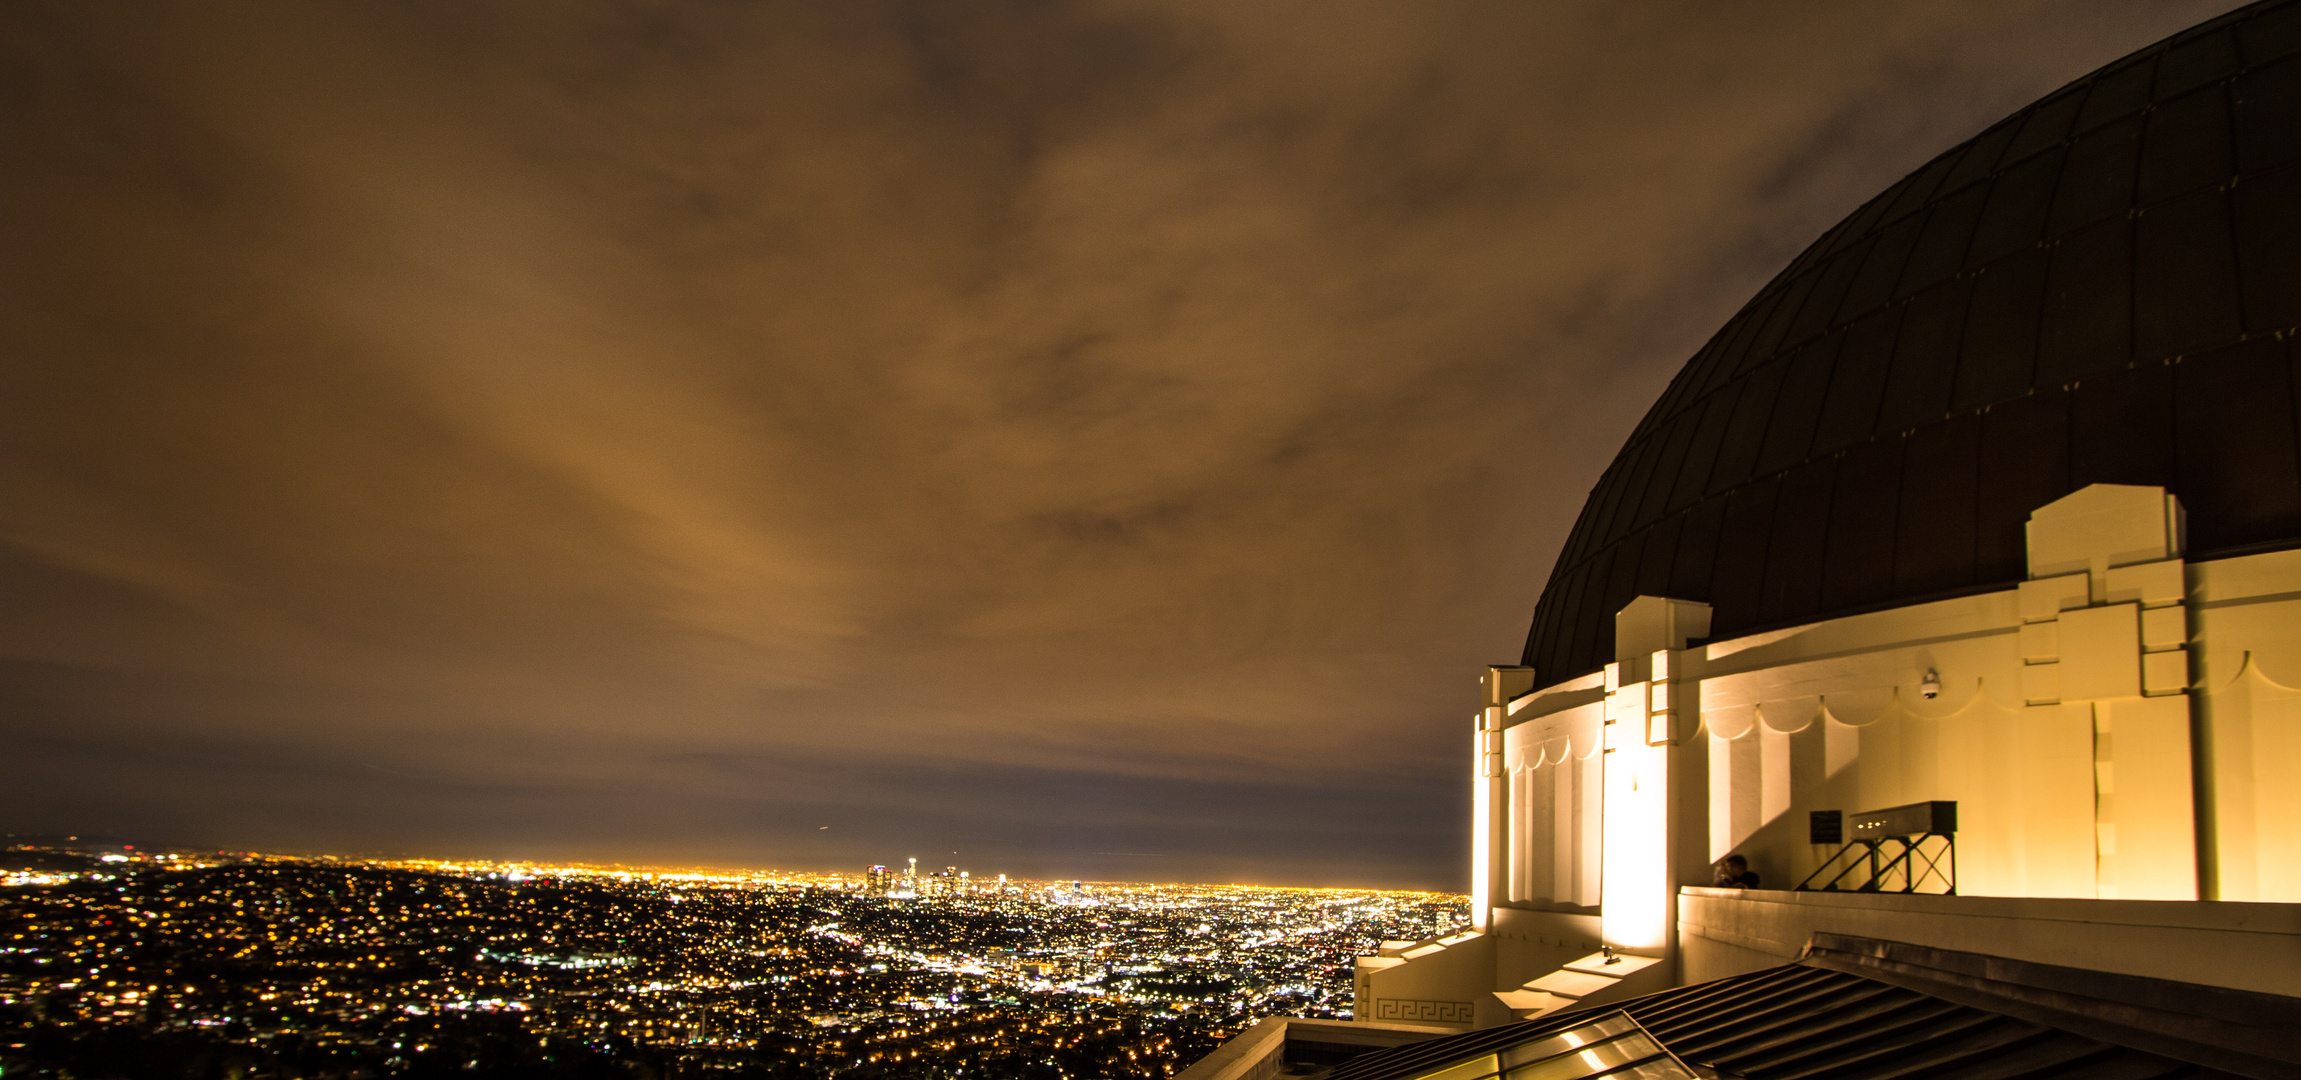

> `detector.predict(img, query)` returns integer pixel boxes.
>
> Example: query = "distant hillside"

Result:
[0,849,98,873]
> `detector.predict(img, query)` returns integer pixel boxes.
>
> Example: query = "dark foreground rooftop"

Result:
[1207,934,2301,1080]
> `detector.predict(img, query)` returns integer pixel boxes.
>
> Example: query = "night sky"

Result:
[0,2,2237,889]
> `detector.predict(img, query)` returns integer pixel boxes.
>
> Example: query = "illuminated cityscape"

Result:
[0,841,1464,1078]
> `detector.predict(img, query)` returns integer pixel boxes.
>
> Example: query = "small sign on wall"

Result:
[1810,810,1844,846]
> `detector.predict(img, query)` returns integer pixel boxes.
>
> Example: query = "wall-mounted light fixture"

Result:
[1920,668,1941,700]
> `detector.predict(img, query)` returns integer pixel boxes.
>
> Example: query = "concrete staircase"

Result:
[1489,949,1665,1021]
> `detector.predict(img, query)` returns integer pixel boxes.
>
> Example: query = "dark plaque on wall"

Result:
[1810,810,1844,846]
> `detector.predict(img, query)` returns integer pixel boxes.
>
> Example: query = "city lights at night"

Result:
[1,841,1463,1077]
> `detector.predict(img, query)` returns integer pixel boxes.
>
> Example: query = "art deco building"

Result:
[1189,3,2301,1078]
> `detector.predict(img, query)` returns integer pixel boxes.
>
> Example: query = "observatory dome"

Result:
[1524,1,2301,681]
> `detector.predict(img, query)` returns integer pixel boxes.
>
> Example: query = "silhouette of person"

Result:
[1713,854,1760,888]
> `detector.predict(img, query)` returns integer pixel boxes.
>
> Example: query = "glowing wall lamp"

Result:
[1601,734,1671,951]
[1471,716,1493,930]
[1600,653,1671,953]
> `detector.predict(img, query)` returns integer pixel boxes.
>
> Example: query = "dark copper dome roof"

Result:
[1524,0,2301,682]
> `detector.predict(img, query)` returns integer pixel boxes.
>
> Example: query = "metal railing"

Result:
[1794,833,1955,894]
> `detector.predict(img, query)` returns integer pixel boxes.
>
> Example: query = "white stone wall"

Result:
[1684,485,2200,900]
[2192,548,2301,903]
[1499,482,2301,918]
[1502,700,1602,908]
[1678,887,2301,996]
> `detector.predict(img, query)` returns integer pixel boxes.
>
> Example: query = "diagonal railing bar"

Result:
[1793,834,1955,894]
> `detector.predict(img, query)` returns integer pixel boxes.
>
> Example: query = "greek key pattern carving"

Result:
[1373,998,1473,1024]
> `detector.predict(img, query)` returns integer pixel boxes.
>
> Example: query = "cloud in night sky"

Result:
[0,1,2238,888]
